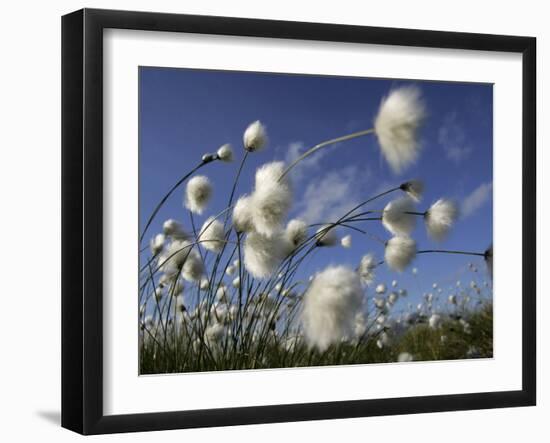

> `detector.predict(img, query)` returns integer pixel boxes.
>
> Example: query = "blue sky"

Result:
[139,67,493,313]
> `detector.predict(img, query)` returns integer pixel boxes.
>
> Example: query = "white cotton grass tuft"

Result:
[157,239,192,276]
[385,236,417,272]
[180,246,205,283]
[250,161,293,237]
[382,196,417,236]
[374,86,426,174]
[216,144,233,162]
[358,253,377,286]
[150,233,165,255]
[232,194,254,233]
[398,352,414,362]
[243,120,268,152]
[429,313,442,329]
[199,216,225,253]
[375,283,386,294]
[283,219,308,254]
[425,198,458,241]
[243,231,285,279]
[185,175,212,215]
[341,234,352,248]
[400,180,424,202]
[315,225,338,247]
[162,219,189,240]
[301,265,364,352]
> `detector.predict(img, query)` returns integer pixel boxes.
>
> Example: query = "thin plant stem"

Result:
[279,128,375,181]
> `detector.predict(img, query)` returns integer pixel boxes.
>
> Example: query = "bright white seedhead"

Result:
[216,143,233,162]
[315,224,338,247]
[374,86,426,174]
[243,231,285,279]
[180,247,205,282]
[162,219,189,240]
[250,161,292,237]
[199,216,225,253]
[341,234,352,248]
[382,196,417,236]
[301,265,364,352]
[185,175,212,215]
[385,236,417,272]
[375,283,386,294]
[243,120,268,152]
[232,194,254,233]
[150,233,165,255]
[425,198,458,241]
[358,253,377,286]
[284,219,308,254]
[157,239,192,276]
[429,313,442,329]
[232,276,241,289]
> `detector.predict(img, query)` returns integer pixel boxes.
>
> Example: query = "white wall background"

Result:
[0,0,546,440]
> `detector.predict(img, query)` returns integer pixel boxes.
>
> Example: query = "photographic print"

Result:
[138,67,493,375]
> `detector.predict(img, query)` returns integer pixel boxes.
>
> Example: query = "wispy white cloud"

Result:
[461,182,492,218]
[294,165,372,224]
[438,112,473,164]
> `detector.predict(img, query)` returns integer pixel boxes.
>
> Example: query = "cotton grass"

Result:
[301,265,364,352]
[425,198,458,241]
[374,86,426,174]
[385,236,417,272]
[185,175,212,215]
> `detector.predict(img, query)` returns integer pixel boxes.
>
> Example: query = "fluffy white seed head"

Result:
[243,120,268,152]
[216,143,233,162]
[388,291,399,305]
[425,198,458,241]
[385,236,417,272]
[232,194,254,233]
[157,239,192,276]
[315,225,338,247]
[199,216,225,253]
[180,247,205,282]
[205,322,225,345]
[250,161,292,237]
[341,234,352,248]
[162,219,189,240]
[150,233,165,255]
[185,175,212,215]
[400,180,424,202]
[382,196,417,236]
[429,313,442,329]
[375,283,387,294]
[284,219,308,254]
[374,86,426,174]
[199,278,210,290]
[358,253,377,286]
[301,266,364,352]
[232,277,241,289]
[243,231,285,279]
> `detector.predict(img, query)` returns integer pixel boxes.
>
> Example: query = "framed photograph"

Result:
[61,8,536,435]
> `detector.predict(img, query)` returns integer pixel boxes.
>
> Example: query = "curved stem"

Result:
[140,161,207,243]
[417,249,486,257]
[278,128,375,181]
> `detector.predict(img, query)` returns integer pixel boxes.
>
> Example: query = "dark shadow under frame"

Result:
[61,8,536,435]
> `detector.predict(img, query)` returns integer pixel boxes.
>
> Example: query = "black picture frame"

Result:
[61,8,536,435]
